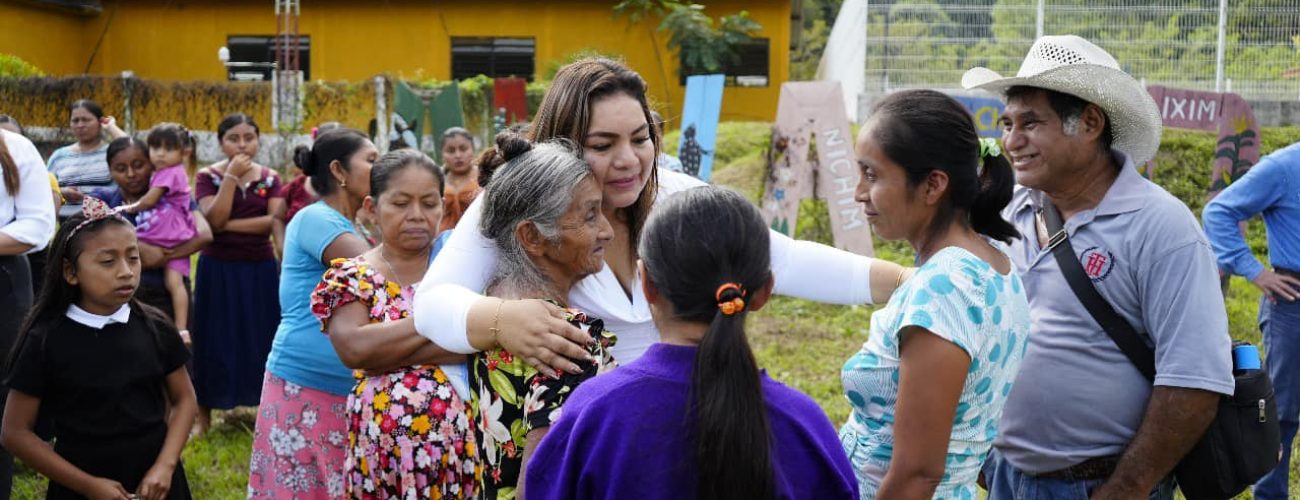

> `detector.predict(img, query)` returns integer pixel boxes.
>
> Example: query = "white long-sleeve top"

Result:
[0,130,56,254]
[414,168,876,363]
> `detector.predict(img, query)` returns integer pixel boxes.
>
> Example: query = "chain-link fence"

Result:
[863,0,1300,101]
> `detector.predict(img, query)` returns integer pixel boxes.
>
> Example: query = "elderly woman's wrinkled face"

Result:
[538,176,613,280]
[109,146,154,198]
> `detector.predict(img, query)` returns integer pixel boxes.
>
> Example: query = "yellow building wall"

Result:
[3,0,791,123]
[0,1,93,76]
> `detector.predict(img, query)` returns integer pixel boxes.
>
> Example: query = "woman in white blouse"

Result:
[0,128,57,495]
[414,58,909,375]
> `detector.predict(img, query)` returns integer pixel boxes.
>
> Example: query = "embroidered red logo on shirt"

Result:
[1080,246,1115,282]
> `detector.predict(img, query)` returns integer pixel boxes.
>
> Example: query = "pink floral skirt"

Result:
[344,366,480,499]
[247,372,349,499]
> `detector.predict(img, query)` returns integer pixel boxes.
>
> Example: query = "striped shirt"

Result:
[47,143,113,191]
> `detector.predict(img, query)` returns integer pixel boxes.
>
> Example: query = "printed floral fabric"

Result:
[472,307,617,500]
[248,371,350,499]
[311,256,480,499]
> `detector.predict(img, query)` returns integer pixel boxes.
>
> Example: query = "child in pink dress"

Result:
[121,123,198,341]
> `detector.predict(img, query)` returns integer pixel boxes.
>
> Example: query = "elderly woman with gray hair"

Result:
[468,132,617,500]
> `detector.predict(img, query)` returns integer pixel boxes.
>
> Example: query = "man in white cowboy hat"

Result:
[963,35,1234,499]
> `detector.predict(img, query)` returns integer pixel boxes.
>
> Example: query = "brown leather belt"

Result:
[1033,455,1122,481]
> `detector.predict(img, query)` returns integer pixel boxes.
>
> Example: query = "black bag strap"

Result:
[1040,194,1157,382]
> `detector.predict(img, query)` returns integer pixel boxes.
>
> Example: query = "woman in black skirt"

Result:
[192,113,286,434]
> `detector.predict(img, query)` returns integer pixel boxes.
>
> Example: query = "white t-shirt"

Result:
[413,168,877,363]
[0,130,56,253]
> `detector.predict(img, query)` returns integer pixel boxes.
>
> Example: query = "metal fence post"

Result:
[1215,0,1227,92]
[857,0,1297,104]
[121,70,134,134]
[1036,0,1046,39]
[271,69,279,131]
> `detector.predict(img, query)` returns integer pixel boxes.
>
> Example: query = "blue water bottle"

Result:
[1232,343,1261,374]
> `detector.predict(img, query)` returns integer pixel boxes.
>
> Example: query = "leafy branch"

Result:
[614,1,762,78]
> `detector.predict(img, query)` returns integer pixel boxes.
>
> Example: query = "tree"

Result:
[0,54,44,78]
[614,0,762,78]
[790,0,841,80]
[789,0,1298,98]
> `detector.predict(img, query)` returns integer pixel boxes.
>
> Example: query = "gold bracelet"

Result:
[489,299,505,346]
[894,267,907,289]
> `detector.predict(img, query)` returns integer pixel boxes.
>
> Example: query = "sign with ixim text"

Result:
[1146,85,1260,198]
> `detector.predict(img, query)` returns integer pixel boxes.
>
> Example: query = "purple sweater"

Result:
[526,343,859,499]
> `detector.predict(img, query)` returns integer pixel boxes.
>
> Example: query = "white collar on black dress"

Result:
[65,304,131,329]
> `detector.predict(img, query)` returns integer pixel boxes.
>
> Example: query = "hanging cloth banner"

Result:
[761,81,874,257]
[493,78,529,125]
[429,83,466,163]
[394,80,425,144]
[1146,85,1260,197]
[678,74,725,181]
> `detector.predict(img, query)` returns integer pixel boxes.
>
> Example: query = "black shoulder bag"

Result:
[1041,198,1280,500]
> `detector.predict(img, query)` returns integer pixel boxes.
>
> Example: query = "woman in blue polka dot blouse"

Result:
[840,89,1032,499]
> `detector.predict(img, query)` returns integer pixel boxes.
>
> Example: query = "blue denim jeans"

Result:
[982,449,1176,500]
[1255,296,1300,500]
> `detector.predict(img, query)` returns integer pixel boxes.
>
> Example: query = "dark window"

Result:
[451,37,536,82]
[679,37,770,87]
[730,38,770,87]
[224,35,311,81]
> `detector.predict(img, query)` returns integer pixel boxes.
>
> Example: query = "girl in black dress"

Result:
[1,197,196,500]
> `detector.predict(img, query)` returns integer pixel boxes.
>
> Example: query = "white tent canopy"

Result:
[816,0,867,122]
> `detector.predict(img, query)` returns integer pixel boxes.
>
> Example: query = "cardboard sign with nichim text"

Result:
[761,81,875,257]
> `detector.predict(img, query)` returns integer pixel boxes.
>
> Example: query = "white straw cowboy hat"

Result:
[962,35,1162,164]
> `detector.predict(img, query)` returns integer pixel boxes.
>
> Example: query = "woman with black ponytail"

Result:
[525,186,857,500]
[839,89,1030,499]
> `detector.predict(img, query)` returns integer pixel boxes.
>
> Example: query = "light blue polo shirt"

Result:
[266,201,359,396]
[994,151,1235,474]
[1203,141,1300,279]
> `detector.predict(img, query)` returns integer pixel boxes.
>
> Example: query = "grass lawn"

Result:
[13,408,258,500]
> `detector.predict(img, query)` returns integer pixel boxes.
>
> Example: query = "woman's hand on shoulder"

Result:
[871,258,917,304]
[490,299,593,377]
